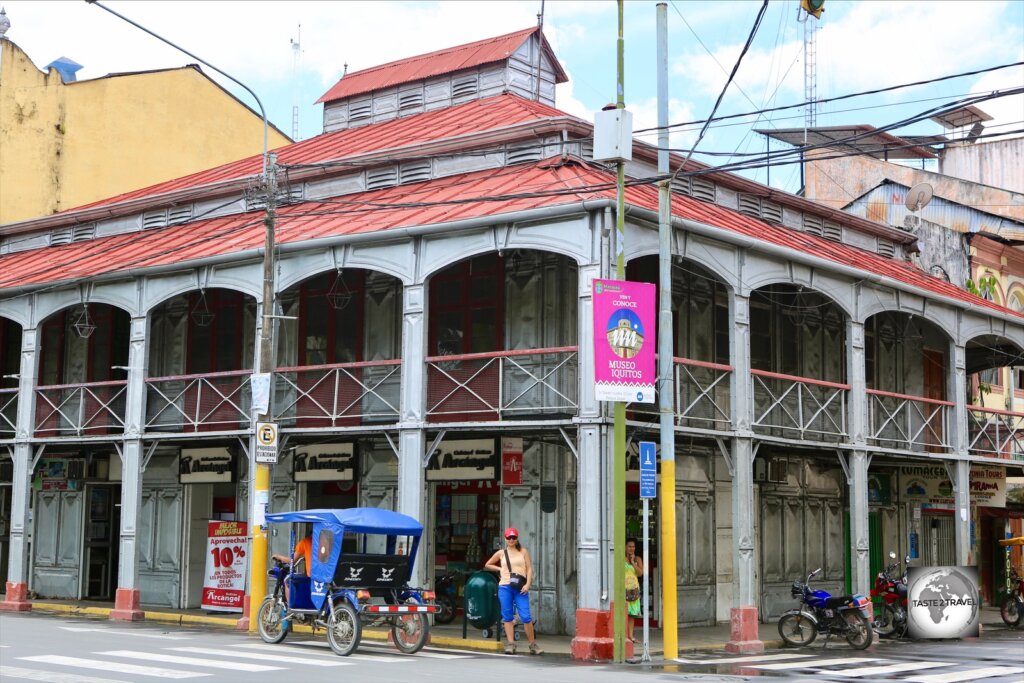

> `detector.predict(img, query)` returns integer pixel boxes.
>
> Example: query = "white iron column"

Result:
[846,320,870,597]
[1,327,38,611]
[949,342,971,565]
[398,283,427,587]
[726,292,762,652]
[112,316,148,620]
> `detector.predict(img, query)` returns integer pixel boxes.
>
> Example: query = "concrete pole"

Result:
[846,320,871,598]
[398,283,428,587]
[948,342,971,565]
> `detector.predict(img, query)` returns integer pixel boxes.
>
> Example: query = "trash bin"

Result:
[464,570,498,630]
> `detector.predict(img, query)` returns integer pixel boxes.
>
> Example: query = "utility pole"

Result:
[655,2,679,662]
[612,0,627,664]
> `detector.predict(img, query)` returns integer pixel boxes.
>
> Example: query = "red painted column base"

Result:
[0,582,32,612]
[570,608,634,661]
[110,588,145,621]
[725,605,763,654]
[235,593,252,631]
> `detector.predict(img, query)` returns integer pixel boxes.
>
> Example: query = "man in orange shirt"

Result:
[272,532,313,605]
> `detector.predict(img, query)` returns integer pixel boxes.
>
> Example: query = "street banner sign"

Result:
[593,279,656,403]
[639,441,657,499]
[200,520,247,612]
[255,422,279,464]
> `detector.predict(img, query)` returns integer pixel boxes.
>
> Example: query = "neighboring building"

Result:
[0,17,291,224]
[1,27,1022,660]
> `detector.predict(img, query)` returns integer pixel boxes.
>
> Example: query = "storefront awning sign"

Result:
[427,438,497,481]
[593,279,655,403]
[293,443,357,482]
[180,448,234,484]
[900,464,1006,508]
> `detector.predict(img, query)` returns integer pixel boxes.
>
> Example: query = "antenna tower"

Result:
[290,25,302,140]
[803,16,817,138]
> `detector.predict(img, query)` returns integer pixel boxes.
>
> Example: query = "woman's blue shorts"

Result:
[497,583,532,624]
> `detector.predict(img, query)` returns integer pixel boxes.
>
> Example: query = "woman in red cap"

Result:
[485,527,543,655]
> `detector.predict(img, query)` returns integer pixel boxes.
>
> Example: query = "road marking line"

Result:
[18,656,210,679]
[277,641,409,661]
[826,661,954,677]
[59,627,191,641]
[98,651,281,673]
[1,664,134,683]
[674,653,813,664]
[904,666,1024,683]
[170,647,348,667]
[753,657,888,670]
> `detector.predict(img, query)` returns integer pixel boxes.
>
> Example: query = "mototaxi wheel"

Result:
[256,596,289,644]
[843,611,874,650]
[1000,595,1023,627]
[391,600,430,654]
[777,612,817,647]
[873,603,897,638]
[326,601,362,657]
[434,594,456,625]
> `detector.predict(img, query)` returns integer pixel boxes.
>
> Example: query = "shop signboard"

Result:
[180,448,234,484]
[426,438,497,481]
[501,437,523,486]
[592,279,656,404]
[970,466,1005,508]
[293,443,357,482]
[200,520,248,612]
[34,458,84,491]
[900,465,1006,508]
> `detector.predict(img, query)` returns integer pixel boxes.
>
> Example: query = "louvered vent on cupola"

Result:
[581,141,594,160]
[876,238,895,258]
[737,194,761,218]
[168,206,192,225]
[690,178,716,203]
[366,167,398,190]
[399,161,431,185]
[802,215,824,237]
[279,185,304,204]
[452,76,478,99]
[50,227,73,246]
[670,177,691,196]
[761,201,783,224]
[822,220,843,242]
[73,224,95,242]
[398,91,424,112]
[507,145,543,165]
[349,101,373,123]
[246,194,267,212]
[142,210,168,230]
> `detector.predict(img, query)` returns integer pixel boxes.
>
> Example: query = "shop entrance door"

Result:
[138,485,183,607]
[82,483,120,600]
[32,489,84,598]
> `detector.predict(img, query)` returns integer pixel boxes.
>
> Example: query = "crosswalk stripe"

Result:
[99,651,281,673]
[904,666,1024,683]
[170,646,348,667]
[283,639,468,660]
[60,627,191,641]
[753,657,888,670]
[19,655,210,679]
[826,661,954,677]
[233,642,407,662]
[675,653,813,664]
[1,664,133,683]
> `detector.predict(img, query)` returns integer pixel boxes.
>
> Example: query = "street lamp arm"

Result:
[86,0,268,176]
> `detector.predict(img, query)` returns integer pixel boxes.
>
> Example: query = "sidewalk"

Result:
[16,599,1012,660]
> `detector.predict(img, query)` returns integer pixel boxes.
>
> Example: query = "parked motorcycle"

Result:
[1000,566,1023,628]
[778,568,874,650]
[871,550,909,638]
[434,570,463,625]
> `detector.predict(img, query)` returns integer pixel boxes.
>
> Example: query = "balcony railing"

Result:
[968,405,1024,460]
[273,360,402,427]
[630,357,733,430]
[426,346,578,422]
[34,381,127,437]
[867,389,952,452]
[146,370,252,433]
[752,370,849,440]
[0,388,16,438]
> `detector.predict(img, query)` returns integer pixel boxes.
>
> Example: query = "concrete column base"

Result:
[0,581,32,612]
[725,605,763,653]
[570,608,634,661]
[110,588,145,621]
[236,593,253,631]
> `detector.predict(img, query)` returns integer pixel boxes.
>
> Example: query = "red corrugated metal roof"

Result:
[2,158,1020,324]
[66,94,573,213]
[316,27,567,104]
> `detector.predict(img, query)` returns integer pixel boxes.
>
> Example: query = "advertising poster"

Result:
[501,437,524,486]
[593,279,656,403]
[200,520,248,612]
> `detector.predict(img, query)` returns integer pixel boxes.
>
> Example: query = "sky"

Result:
[3,0,1023,196]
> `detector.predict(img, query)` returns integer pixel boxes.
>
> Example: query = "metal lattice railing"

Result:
[273,360,401,426]
[425,346,578,422]
[967,405,1024,459]
[146,370,252,432]
[34,381,128,436]
[630,357,733,430]
[0,388,17,438]
[752,369,849,440]
[867,389,952,452]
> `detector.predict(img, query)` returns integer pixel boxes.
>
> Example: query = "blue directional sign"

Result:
[639,441,657,499]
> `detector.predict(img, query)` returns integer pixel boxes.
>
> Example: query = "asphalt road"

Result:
[1,612,1022,683]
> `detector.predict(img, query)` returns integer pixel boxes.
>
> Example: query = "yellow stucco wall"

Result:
[0,39,290,224]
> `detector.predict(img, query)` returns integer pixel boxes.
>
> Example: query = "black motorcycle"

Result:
[433,570,463,625]
[778,568,874,650]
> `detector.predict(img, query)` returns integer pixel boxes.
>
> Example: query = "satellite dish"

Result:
[905,183,934,212]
